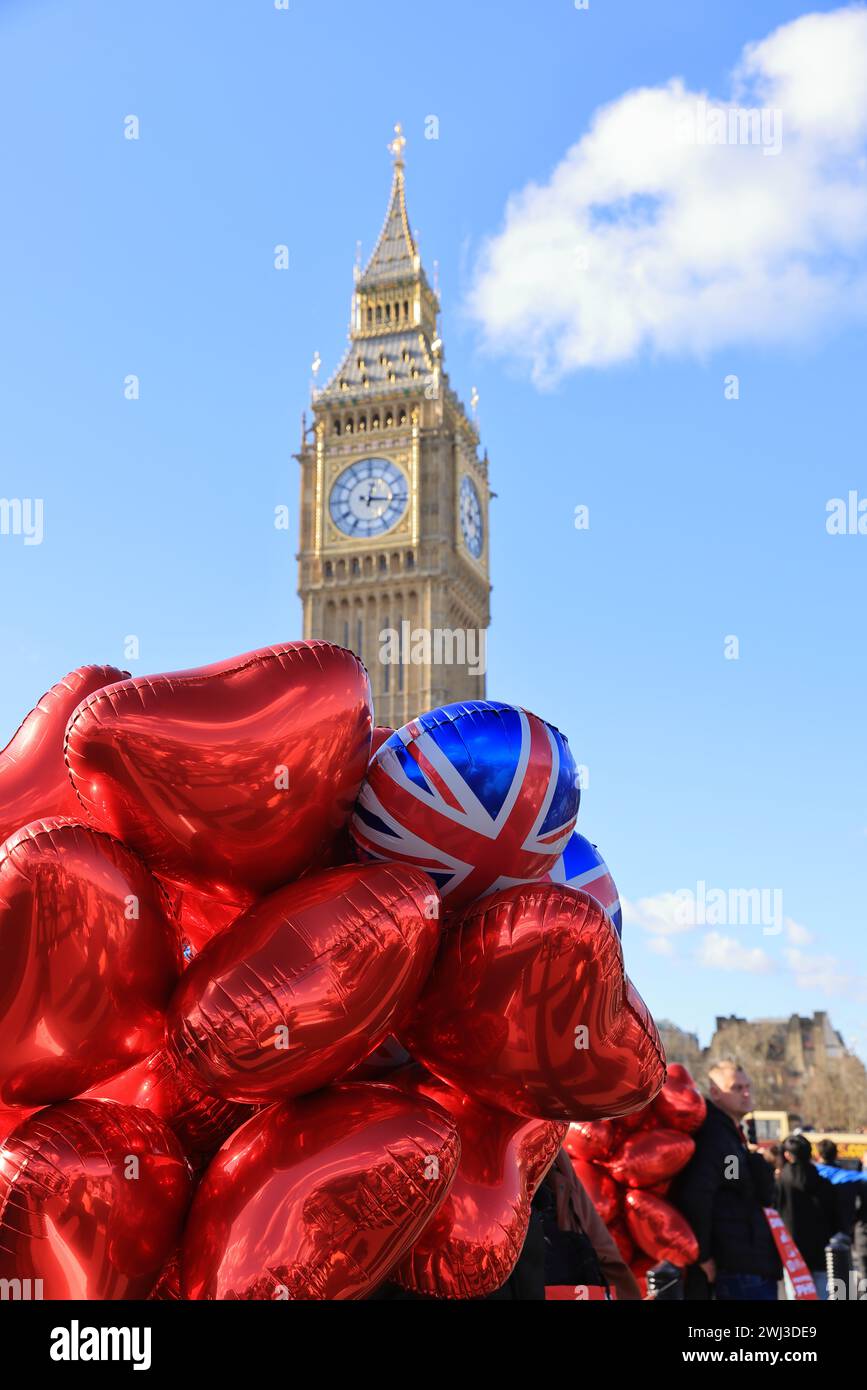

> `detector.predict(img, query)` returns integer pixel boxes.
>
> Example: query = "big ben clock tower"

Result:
[296,125,491,729]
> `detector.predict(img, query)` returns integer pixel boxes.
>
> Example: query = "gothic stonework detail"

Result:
[296,125,491,729]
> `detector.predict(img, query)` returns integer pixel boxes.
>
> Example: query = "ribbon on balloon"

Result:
[763,1208,818,1300]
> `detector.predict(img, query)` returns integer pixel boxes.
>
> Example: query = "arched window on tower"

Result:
[375,305,382,324]
[333,418,342,435]
[345,417,354,434]
[404,300,409,320]
[351,557,360,576]
[324,561,333,579]
[372,413,380,430]
[366,307,373,327]
[399,410,407,426]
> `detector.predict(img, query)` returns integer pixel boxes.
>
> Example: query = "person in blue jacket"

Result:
[816,1139,867,1278]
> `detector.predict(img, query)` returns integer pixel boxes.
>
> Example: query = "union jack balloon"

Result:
[545,832,622,938]
[350,701,580,909]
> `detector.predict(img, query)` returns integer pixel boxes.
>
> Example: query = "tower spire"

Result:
[357,122,418,289]
[387,121,407,166]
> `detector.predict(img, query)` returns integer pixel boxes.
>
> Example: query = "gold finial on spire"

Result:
[388,122,407,165]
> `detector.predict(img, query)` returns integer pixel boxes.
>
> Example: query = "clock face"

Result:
[460,475,483,559]
[329,457,409,538]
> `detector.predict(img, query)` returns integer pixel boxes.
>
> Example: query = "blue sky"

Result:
[1,0,865,1071]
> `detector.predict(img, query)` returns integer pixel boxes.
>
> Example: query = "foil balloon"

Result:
[608,1128,696,1189]
[608,1217,635,1265]
[344,1034,413,1082]
[565,1119,623,1162]
[165,881,247,956]
[630,1253,655,1298]
[569,1158,621,1225]
[0,1100,193,1299]
[402,883,665,1121]
[168,863,441,1104]
[148,1253,182,1301]
[83,1047,252,1168]
[0,664,127,845]
[542,832,623,938]
[652,1063,707,1133]
[624,1189,699,1266]
[621,1107,655,1132]
[351,701,579,909]
[64,641,373,904]
[181,1084,460,1300]
[388,1067,566,1299]
[0,818,182,1107]
[0,1103,35,1145]
[371,725,394,758]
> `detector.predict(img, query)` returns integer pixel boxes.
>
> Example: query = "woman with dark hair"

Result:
[776,1134,837,1299]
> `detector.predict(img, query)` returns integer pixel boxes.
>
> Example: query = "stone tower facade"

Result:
[296,125,491,729]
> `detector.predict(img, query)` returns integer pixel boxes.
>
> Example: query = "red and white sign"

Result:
[763,1207,818,1300]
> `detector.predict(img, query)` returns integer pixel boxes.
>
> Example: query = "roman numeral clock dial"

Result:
[329,458,409,538]
[460,475,483,559]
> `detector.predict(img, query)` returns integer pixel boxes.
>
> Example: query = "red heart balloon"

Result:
[1,1102,35,1144]
[608,1216,635,1265]
[148,1252,182,1300]
[402,883,665,1121]
[64,641,373,903]
[0,1100,193,1299]
[569,1157,621,1224]
[607,1128,695,1188]
[0,818,182,1107]
[371,725,394,757]
[652,1063,707,1133]
[343,1034,413,1082]
[0,664,127,845]
[167,863,441,1104]
[565,1119,623,1162]
[387,1067,566,1299]
[621,1106,656,1132]
[164,880,247,955]
[623,1189,699,1266]
[181,1083,460,1300]
[82,1047,253,1167]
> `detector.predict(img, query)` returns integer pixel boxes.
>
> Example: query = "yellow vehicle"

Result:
[748,1110,867,1164]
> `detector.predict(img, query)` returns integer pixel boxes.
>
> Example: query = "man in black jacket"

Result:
[669,1059,781,1300]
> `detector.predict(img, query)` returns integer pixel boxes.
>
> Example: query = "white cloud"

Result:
[646,935,676,958]
[468,5,867,382]
[697,931,775,973]
[785,948,867,1000]
[622,891,697,938]
[785,916,813,945]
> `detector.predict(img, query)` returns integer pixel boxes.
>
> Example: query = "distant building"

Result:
[658,1011,867,1131]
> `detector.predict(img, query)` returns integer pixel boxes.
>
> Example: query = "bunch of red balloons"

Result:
[565,1063,705,1295]
[0,641,666,1300]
